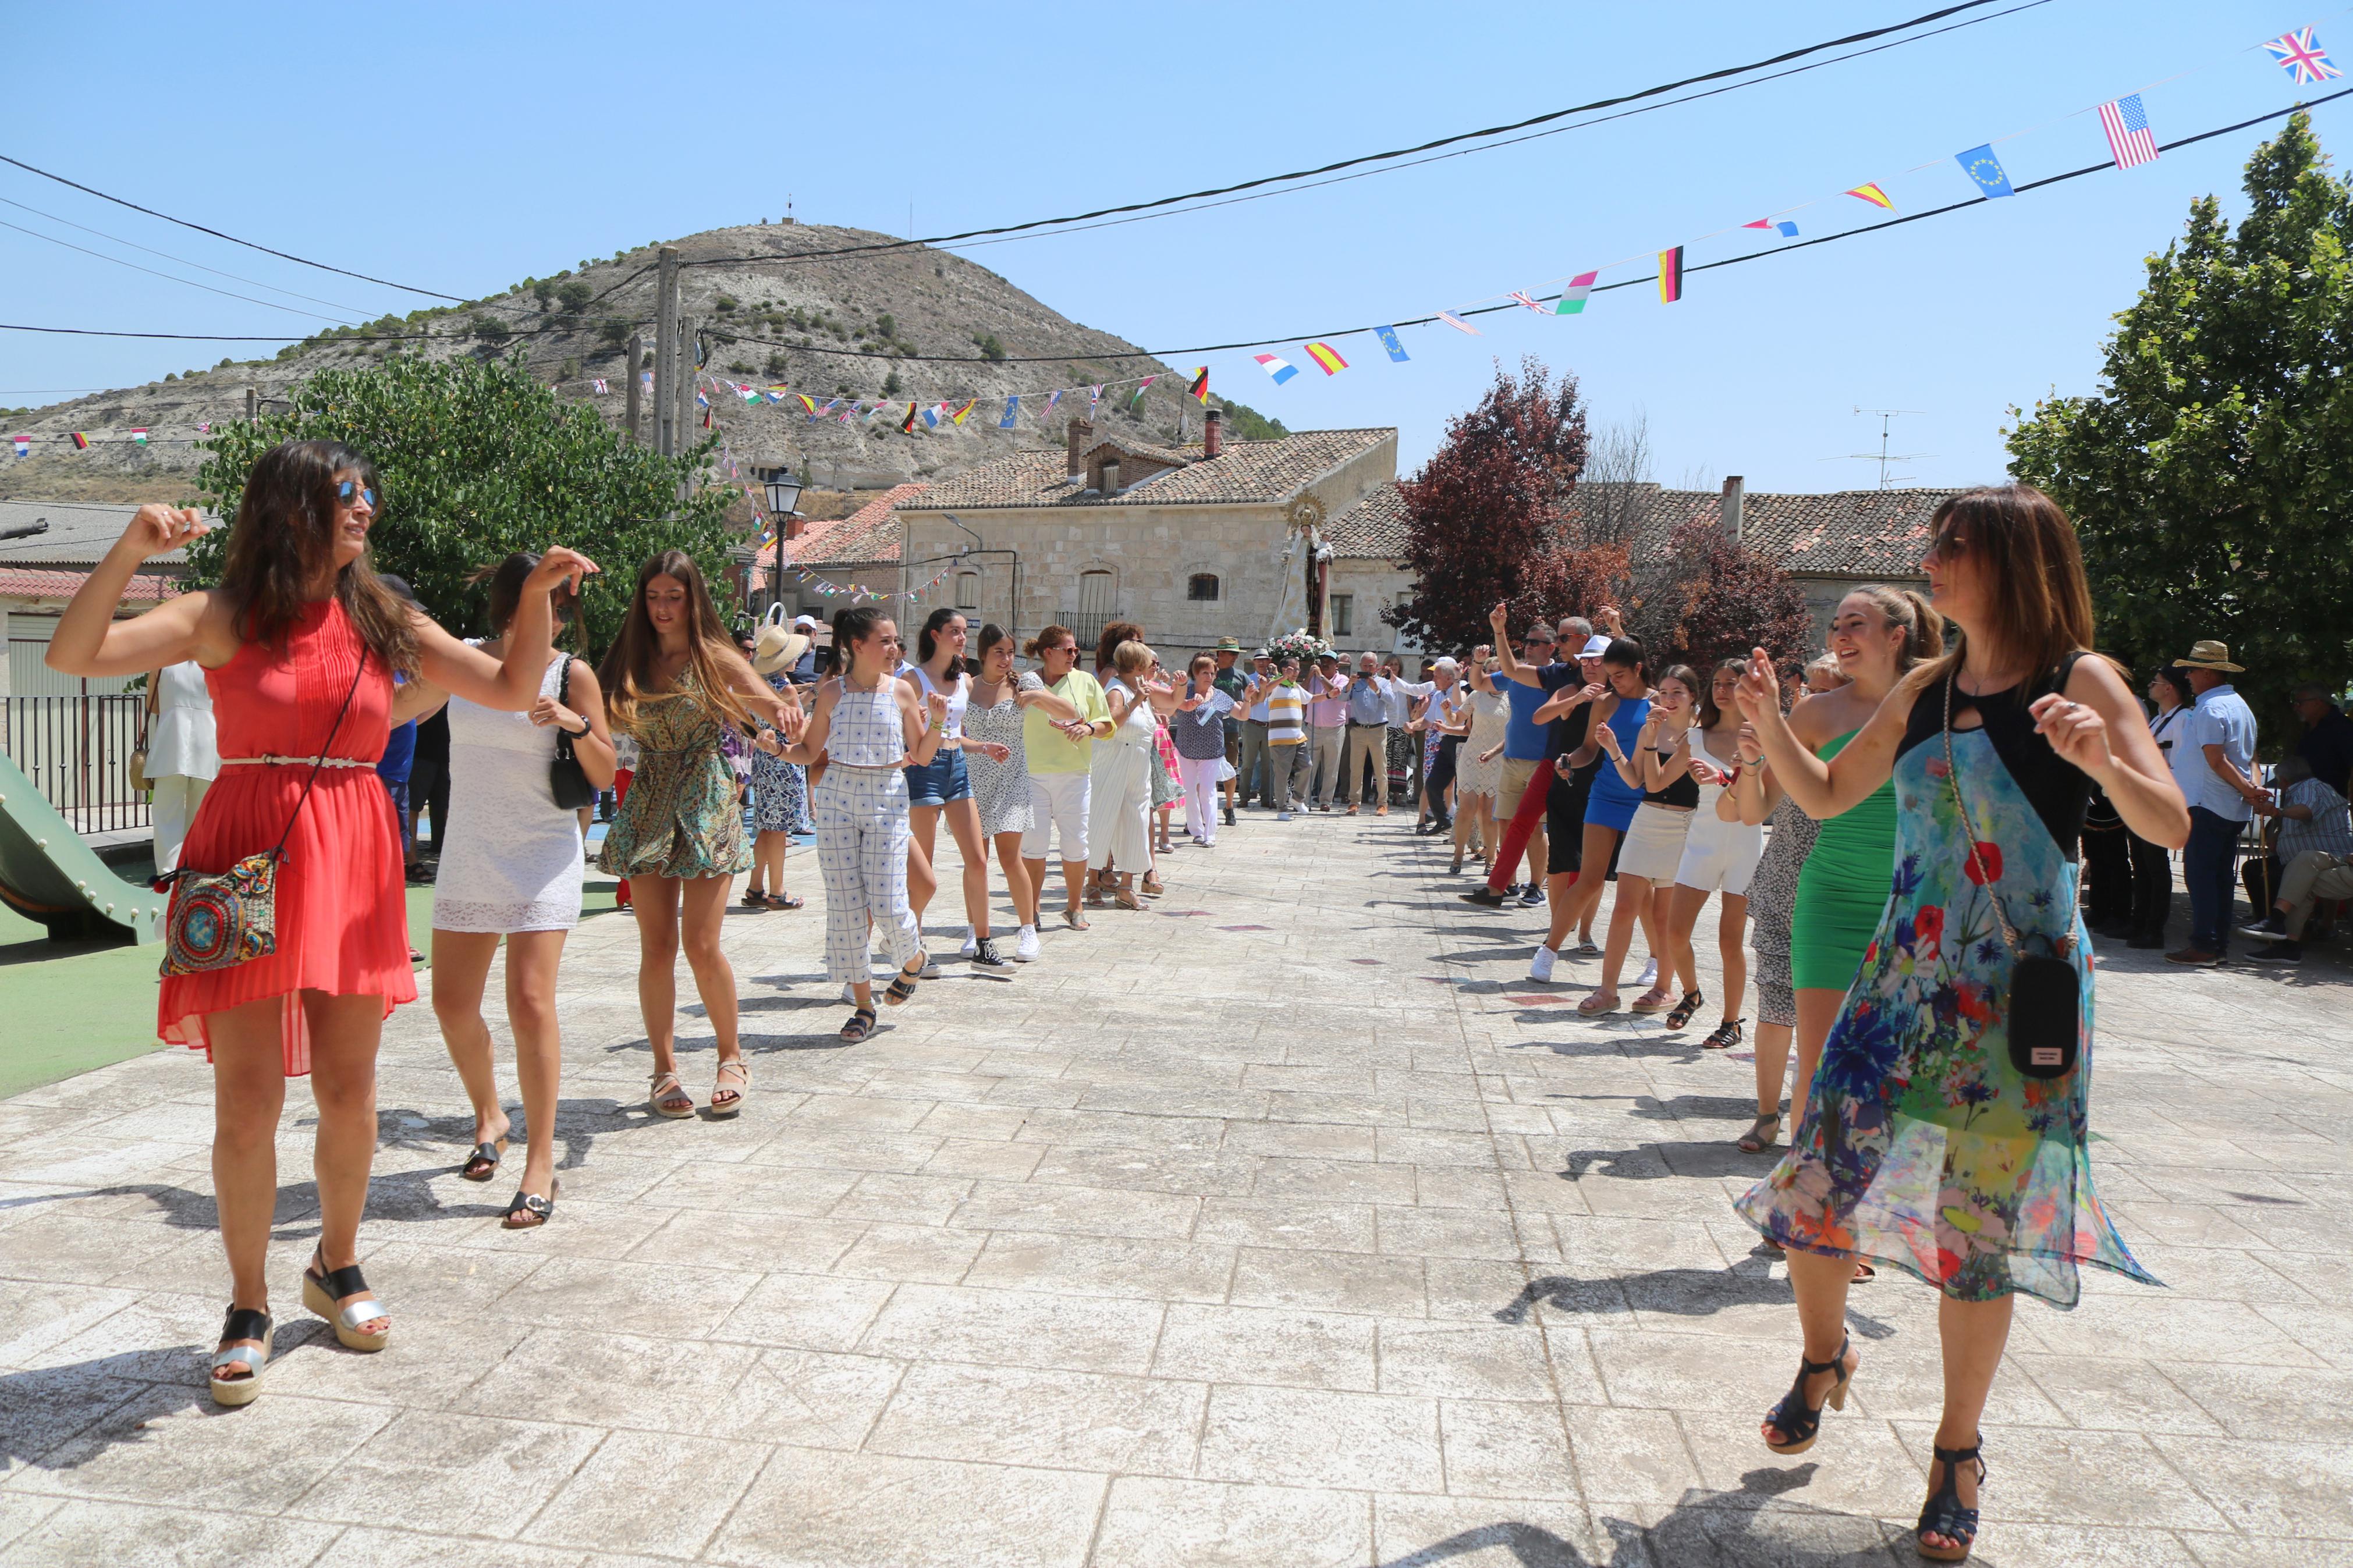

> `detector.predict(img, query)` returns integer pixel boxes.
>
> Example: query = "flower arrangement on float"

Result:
[1264,629,1331,666]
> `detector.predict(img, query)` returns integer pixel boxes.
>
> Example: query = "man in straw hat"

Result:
[2169,639,2262,967]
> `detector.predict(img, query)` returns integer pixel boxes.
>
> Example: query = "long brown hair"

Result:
[597,550,753,735]
[218,438,419,675]
[1912,483,2094,694]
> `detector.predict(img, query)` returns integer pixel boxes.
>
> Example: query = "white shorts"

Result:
[1022,771,1090,862]
[1676,810,1765,895]
[1617,802,1694,882]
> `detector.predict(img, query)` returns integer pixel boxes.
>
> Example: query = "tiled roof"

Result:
[900,429,1394,510]
[0,500,205,567]
[1563,483,1958,577]
[1081,438,1192,470]
[0,567,186,603]
[765,482,924,569]
[1326,481,1409,560]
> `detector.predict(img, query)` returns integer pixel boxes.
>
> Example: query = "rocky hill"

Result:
[1,222,1285,502]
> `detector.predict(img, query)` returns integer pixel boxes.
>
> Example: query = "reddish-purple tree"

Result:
[1386,358,1622,655]
[1656,520,1814,682]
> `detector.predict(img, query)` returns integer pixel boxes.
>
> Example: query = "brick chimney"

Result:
[1066,417,1093,481]
[783,515,806,541]
[1203,406,1223,460]
[1720,475,1745,545]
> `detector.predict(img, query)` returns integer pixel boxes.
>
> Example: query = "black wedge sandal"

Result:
[1761,1334,1855,1456]
[1663,990,1706,1030]
[1915,1439,1985,1562]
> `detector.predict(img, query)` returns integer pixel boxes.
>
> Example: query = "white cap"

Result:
[793,614,817,629]
[1578,635,1613,660]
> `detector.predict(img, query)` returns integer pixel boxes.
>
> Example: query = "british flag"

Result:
[2097,94,2159,170]
[2266,26,2341,86]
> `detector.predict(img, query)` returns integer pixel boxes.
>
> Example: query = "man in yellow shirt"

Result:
[1019,624,1114,929]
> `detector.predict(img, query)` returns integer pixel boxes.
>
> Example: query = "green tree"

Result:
[190,353,734,657]
[2008,112,2353,737]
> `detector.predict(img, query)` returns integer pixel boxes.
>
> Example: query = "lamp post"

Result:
[763,465,804,522]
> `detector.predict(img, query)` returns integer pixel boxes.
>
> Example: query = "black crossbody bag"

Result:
[1943,669,2079,1079]
[548,658,597,810]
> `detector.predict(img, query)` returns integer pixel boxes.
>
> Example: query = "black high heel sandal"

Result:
[1915,1440,1985,1562]
[1761,1334,1854,1455]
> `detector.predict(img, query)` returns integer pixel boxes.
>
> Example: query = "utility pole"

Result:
[674,315,697,452]
[244,387,258,426]
[624,332,643,445]
[652,247,680,456]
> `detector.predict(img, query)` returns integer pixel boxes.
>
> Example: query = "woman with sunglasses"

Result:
[597,550,804,1120]
[45,442,595,1407]
[1733,486,2184,1563]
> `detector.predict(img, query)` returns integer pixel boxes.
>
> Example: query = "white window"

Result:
[1330,593,1354,638]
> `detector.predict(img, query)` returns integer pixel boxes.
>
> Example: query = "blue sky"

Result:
[3,1,2344,491]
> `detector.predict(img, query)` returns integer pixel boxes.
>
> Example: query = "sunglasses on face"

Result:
[334,480,378,509]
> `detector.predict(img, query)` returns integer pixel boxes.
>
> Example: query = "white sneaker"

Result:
[1014,926,1040,963]
[1529,945,1558,983]
[1635,957,1658,989]
[1276,806,1293,822]
[957,927,978,958]
[840,981,858,1003]
[918,955,942,979]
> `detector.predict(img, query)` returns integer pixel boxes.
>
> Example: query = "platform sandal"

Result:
[208,1304,274,1407]
[502,1180,559,1230]
[648,1070,694,1119]
[301,1253,389,1352]
[1663,990,1706,1030]
[883,955,925,1007]
[709,1058,748,1117]
[1761,1334,1855,1456]
[840,1007,876,1041]
[1701,1019,1745,1050]
[457,1136,506,1182]
[1915,1439,1985,1562]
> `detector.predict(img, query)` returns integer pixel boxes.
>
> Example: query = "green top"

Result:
[1806,728,1897,883]
[1022,668,1112,775]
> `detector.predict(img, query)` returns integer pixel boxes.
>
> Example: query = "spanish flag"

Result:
[1188,367,1210,404]
[70,432,90,450]
[1658,246,1684,304]
[1846,182,1895,209]
[795,393,818,414]
[1303,342,1348,375]
[950,399,977,425]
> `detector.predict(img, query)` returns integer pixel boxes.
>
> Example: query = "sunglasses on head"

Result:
[335,480,378,509]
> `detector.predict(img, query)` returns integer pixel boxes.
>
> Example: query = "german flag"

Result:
[1658,246,1685,304]
[900,402,920,433]
[1188,367,1209,404]
[70,432,90,450]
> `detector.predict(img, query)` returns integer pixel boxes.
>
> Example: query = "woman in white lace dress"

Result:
[1453,651,1511,874]
[428,555,616,1230]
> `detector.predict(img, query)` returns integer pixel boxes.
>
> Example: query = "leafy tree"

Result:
[1386,358,1623,655]
[1214,400,1289,442]
[882,369,904,397]
[556,280,594,315]
[1651,520,1813,682]
[190,353,733,657]
[2008,112,2353,735]
[468,313,510,344]
[974,332,1007,362]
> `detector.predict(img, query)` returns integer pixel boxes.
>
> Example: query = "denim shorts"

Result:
[904,746,973,807]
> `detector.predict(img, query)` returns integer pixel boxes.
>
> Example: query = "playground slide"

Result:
[0,749,166,944]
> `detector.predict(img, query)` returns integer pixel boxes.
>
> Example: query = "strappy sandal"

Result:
[883,957,925,1008]
[1915,1439,1986,1562]
[209,1304,273,1407]
[1701,1019,1745,1050]
[457,1136,506,1182]
[840,1007,876,1041]
[1113,890,1144,911]
[1761,1334,1855,1455]
[1140,876,1165,897]
[1737,1111,1781,1153]
[761,891,805,911]
[1063,909,1089,931]
[648,1070,694,1119]
[1664,990,1706,1030]
[709,1058,748,1117]
[501,1180,559,1229]
[1630,986,1677,1015]
[1575,991,1619,1017]
[741,889,770,911]
[302,1253,389,1352]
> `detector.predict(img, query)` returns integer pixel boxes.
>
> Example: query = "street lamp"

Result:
[763,466,804,521]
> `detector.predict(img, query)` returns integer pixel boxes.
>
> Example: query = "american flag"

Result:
[2098,94,2159,170]
[2266,26,2342,86]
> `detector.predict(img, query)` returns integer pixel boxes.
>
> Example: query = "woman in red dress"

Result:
[45,439,596,1406]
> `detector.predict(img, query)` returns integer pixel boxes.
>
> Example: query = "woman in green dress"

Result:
[1732,486,2187,1563]
[597,551,803,1119]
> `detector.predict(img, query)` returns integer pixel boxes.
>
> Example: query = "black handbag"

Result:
[1943,669,2079,1079]
[549,659,597,810]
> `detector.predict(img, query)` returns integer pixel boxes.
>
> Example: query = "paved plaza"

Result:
[1,813,2348,1567]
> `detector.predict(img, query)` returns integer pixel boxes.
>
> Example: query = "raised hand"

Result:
[119,503,207,561]
[2029,691,2114,777]
[1688,756,1725,787]
[526,546,600,594]
[1734,646,1780,723]
[1596,723,1624,760]
[1735,723,1765,766]
[1488,601,1510,633]
[925,691,950,724]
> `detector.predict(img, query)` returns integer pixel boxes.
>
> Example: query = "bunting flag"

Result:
[1000,395,1020,429]
[1374,325,1410,361]
[794,393,818,414]
[129,429,148,445]
[921,406,941,428]
[640,372,653,392]
[1088,385,1102,413]
[696,390,710,407]
[1508,291,1548,314]
[591,378,609,394]
[1127,375,1156,407]
[1846,183,1895,209]
[1553,272,1598,315]
[1658,246,1684,304]
[196,422,211,435]
[70,432,89,450]
[1254,353,1298,385]
[1435,311,1481,336]
[700,407,712,429]
[1303,342,1348,374]
[1046,389,1064,414]
[2266,27,2341,85]
[950,399,978,425]
[1743,218,1800,237]
[10,436,27,458]
[2099,94,2159,170]
[900,403,919,433]
[1955,144,2014,198]
[1188,367,1210,404]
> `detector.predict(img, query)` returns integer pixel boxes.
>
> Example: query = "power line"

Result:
[0,192,377,315]
[0,217,350,323]
[0,151,466,301]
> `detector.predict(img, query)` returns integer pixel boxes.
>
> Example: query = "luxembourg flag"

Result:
[1253,353,1298,385]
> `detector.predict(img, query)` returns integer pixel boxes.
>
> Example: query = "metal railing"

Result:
[0,695,152,834]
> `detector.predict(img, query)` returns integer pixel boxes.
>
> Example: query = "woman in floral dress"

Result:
[1731,486,2187,1563]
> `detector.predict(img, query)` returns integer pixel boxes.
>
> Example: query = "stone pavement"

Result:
[1,810,2349,1568]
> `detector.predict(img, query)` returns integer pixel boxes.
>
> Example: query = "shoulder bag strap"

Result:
[267,648,368,861]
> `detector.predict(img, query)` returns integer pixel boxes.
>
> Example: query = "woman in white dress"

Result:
[142,659,219,872]
[428,555,616,1229]
[1453,650,1511,875]
[1086,639,1167,910]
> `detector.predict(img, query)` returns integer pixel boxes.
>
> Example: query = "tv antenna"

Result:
[1819,407,1929,488]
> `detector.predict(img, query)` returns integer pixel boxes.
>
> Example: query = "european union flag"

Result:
[999,395,1019,429]
[1374,325,1410,362]
[1955,144,2013,198]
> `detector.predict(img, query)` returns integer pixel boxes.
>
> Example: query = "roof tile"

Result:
[900,429,1393,510]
